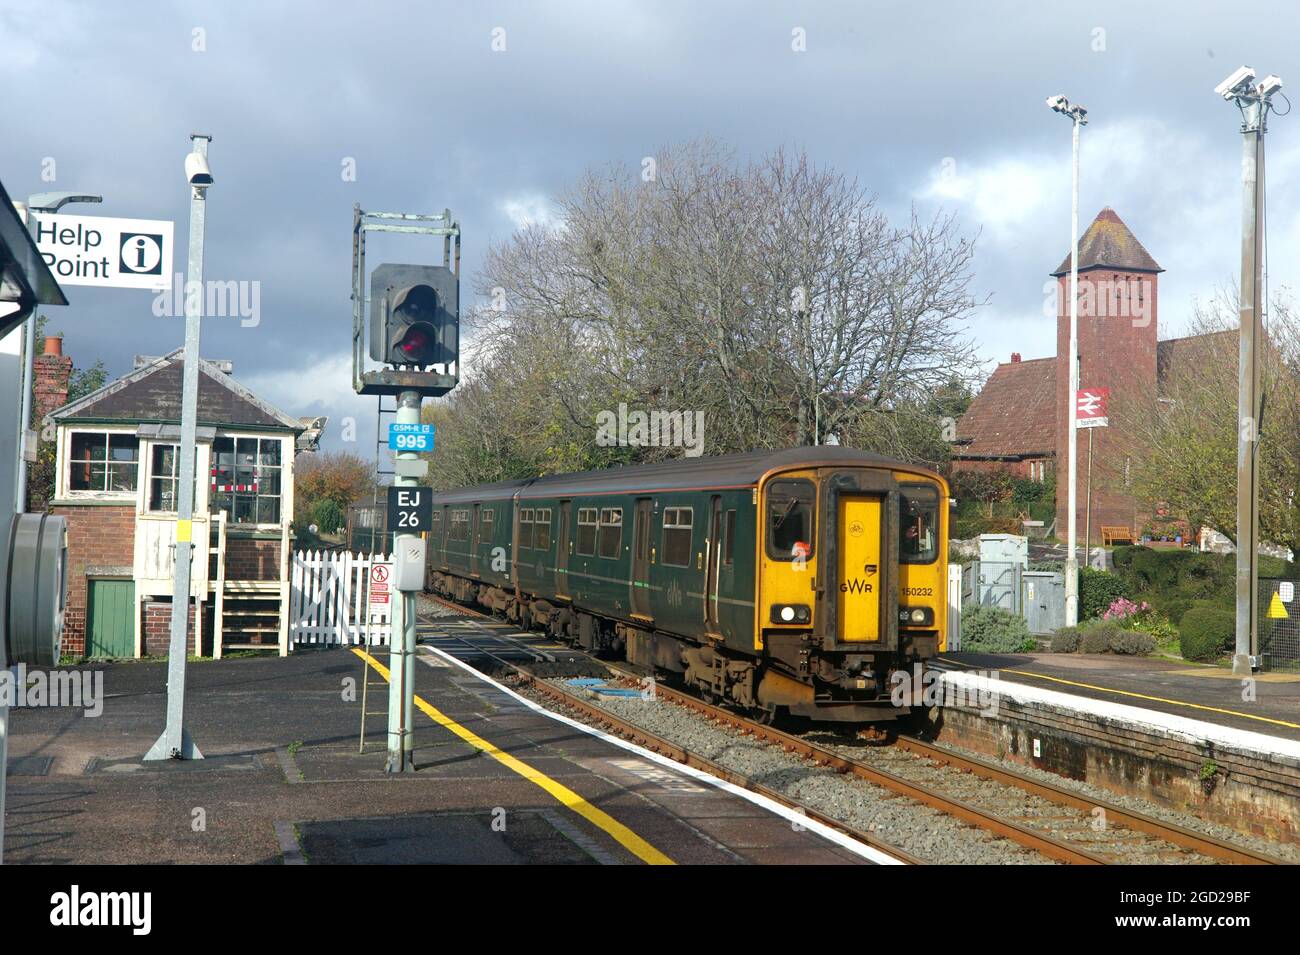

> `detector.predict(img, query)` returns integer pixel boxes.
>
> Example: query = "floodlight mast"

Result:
[1216,66,1284,675]
[1046,93,1087,628]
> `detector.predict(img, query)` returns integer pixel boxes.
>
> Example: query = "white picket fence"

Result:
[289,549,392,646]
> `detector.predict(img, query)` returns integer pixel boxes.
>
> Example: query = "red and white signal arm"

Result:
[1075,387,1109,429]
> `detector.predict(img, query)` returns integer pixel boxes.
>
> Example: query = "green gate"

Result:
[87,579,135,658]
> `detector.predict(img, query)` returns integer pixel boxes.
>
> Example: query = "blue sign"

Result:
[388,422,435,452]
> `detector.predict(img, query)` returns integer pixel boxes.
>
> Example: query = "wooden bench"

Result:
[1101,525,1136,547]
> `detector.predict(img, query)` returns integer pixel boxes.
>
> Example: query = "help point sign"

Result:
[34,212,174,291]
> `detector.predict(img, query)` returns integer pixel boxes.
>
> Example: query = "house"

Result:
[953,206,1222,537]
[41,344,311,659]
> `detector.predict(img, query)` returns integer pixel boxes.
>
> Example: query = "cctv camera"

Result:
[1046,94,1069,112]
[1215,65,1256,100]
[1259,74,1283,97]
[184,151,213,186]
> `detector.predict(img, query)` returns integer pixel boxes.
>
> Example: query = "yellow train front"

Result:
[426,447,948,722]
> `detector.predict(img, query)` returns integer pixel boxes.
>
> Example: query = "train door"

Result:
[704,495,722,635]
[631,498,652,619]
[441,505,449,568]
[556,501,571,599]
[837,494,884,643]
[470,504,480,577]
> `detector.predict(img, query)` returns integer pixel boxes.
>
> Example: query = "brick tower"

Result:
[1053,208,1163,541]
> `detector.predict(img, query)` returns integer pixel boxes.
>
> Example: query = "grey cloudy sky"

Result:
[5,1,1297,455]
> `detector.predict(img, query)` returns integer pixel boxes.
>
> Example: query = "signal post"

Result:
[351,206,460,772]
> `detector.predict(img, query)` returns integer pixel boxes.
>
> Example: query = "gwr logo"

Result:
[839,578,873,594]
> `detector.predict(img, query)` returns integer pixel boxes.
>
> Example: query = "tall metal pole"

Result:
[1084,426,1094,562]
[386,389,420,772]
[1233,102,1265,675]
[1064,113,1081,627]
[146,134,211,760]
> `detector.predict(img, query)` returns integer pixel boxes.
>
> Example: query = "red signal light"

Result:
[396,323,437,364]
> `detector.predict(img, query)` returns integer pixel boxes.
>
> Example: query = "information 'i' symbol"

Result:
[119,232,164,274]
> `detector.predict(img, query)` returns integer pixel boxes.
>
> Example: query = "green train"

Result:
[426,447,949,722]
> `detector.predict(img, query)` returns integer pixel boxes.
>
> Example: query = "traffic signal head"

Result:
[369,263,458,368]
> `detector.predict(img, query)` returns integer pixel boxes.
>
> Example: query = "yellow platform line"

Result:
[351,648,675,865]
[937,657,1300,731]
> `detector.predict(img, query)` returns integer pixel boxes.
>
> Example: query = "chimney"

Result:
[33,334,73,425]
[1011,352,1021,363]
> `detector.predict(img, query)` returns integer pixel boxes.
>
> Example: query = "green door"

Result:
[87,579,135,658]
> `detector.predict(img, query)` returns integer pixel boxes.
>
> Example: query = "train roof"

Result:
[428,447,941,504]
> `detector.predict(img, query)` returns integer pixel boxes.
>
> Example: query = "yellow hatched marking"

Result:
[351,648,675,864]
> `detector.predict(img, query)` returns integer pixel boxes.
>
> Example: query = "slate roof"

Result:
[1051,207,1163,276]
[49,349,303,432]
[954,356,1057,459]
[1156,330,1235,387]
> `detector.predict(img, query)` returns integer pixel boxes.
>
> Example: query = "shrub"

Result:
[311,498,346,535]
[1178,606,1235,662]
[1078,568,1128,620]
[1080,624,1116,654]
[961,605,1033,653]
[1108,630,1156,655]
[1049,627,1079,653]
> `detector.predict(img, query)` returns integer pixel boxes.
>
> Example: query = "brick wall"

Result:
[52,504,136,656]
[142,599,198,657]
[1055,270,1159,534]
[33,336,72,424]
[224,537,281,580]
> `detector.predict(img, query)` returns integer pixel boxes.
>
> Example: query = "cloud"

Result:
[499,193,558,230]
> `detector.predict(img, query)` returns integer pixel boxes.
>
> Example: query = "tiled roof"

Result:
[955,356,1057,459]
[1156,331,1235,389]
[1052,207,1163,276]
[49,349,301,432]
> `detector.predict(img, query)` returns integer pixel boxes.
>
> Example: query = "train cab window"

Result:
[597,508,622,558]
[722,509,736,566]
[577,508,598,556]
[478,509,494,544]
[519,508,535,549]
[535,508,552,550]
[661,507,694,567]
[900,485,939,564]
[766,479,815,561]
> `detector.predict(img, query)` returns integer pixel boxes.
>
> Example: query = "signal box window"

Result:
[900,485,938,564]
[598,508,622,559]
[519,508,535,549]
[535,508,552,550]
[766,479,814,561]
[147,444,198,512]
[661,507,694,567]
[479,509,494,544]
[211,436,281,524]
[577,508,598,556]
[69,431,139,493]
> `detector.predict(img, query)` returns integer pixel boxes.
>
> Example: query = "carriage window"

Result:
[722,509,736,566]
[479,509,494,544]
[535,508,552,550]
[661,507,694,567]
[431,511,442,535]
[519,508,534,549]
[451,509,469,542]
[766,479,814,561]
[598,508,622,559]
[577,508,598,556]
[900,485,939,564]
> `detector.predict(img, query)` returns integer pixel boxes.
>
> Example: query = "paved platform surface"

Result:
[2,649,871,864]
[938,652,1300,743]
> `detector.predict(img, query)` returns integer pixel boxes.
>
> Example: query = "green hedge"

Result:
[1049,619,1155,656]
[1111,546,1294,623]
[961,605,1037,653]
[1178,606,1235,662]
[1078,567,1128,620]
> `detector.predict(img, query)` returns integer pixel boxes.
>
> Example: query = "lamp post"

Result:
[1214,67,1284,675]
[15,192,102,512]
[1047,94,1088,627]
[145,134,213,760]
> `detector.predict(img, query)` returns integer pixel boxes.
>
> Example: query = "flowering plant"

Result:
[1102,597,1151,622]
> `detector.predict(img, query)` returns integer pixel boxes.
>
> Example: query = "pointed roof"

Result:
[49,348,303,432]
[1051,207,1163,276]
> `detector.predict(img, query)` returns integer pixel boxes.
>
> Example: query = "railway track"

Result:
[418,594,1286,866]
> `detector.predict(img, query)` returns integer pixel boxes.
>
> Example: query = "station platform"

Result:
[936,651,1300,744]
[2,648,886,865]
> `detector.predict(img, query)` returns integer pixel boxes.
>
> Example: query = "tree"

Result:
[293,451,377,529]
[437,141,984,482]
[1119,288,1300,553]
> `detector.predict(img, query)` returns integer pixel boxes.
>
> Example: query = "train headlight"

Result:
[899,607,934,627]
[771,604,811,624]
